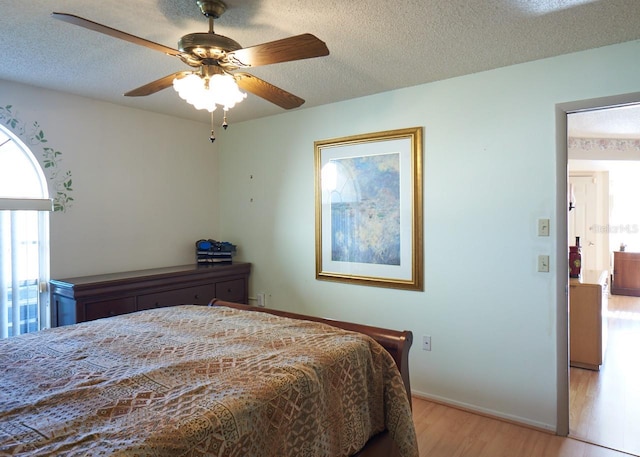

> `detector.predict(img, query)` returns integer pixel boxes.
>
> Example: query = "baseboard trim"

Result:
[411,391,556,434]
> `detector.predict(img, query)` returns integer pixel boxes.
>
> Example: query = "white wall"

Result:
[0,80,217,278]
[217,40,640,431]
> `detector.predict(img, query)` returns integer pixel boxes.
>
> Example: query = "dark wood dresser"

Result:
[611,251,640,296]
[50,262,251,326]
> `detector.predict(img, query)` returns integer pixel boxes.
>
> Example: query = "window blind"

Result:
[0,202,51,338]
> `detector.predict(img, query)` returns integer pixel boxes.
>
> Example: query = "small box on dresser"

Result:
[50,263,251,326]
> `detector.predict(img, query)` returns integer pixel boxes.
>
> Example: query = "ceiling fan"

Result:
[52,0,329,131]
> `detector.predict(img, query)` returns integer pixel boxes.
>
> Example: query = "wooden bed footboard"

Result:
[209,299,413,406]
[210,300,413,457]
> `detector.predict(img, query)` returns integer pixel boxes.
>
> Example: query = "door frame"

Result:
[555,91,640,436]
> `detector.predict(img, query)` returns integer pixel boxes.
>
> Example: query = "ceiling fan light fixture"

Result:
[173,73,246,112]
[51,4,329,126]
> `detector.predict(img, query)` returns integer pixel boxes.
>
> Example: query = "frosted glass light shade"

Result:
[173,73,247,112]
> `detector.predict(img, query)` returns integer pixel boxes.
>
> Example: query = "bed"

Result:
[0,300,417,457]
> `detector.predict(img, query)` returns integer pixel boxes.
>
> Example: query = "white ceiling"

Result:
[2,0,640,134]
[569,104,640,138]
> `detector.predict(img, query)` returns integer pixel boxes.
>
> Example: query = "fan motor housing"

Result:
[179,33,241,59]
[196,0,226,18]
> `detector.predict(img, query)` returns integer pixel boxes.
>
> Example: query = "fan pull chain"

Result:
[209,110,230,143]
[210,111,216,143]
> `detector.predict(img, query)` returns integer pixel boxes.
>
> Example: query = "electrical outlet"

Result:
[256,293,265,307]
[422,335,431,351]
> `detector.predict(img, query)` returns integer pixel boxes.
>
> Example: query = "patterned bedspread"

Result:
[0,305,418,457]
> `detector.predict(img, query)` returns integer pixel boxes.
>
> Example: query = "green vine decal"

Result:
[0,104,73,212]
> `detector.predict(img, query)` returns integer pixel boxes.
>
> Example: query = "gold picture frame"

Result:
[314,127,423,290]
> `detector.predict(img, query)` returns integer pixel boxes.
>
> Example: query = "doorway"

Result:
[562,99,640,455]
[568,173,604,272]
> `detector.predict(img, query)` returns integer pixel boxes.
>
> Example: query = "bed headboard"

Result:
[209,299,413,405]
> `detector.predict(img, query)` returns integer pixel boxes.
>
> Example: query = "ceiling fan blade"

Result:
[235,73,304,109]
[52,12,181,57]
[225,34,329,68]
[124,71,191,97]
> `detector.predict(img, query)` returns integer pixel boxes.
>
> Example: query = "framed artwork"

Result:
[314,127,423,290]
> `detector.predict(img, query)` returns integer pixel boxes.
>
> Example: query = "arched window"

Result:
[0,125,52,338]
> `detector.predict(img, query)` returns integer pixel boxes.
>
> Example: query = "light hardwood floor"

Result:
[412,396,634,457]
[570,294,640,455]
[410,294,640,457]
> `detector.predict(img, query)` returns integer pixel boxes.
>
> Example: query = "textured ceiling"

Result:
[569,104,640,138]
[2,0,640,133]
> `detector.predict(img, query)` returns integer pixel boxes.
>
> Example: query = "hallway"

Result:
[570,294,640,455]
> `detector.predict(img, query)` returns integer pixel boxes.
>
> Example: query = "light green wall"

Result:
[0,80,215,278]
[217,40,640,431]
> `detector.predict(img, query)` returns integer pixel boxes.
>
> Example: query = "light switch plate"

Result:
[538,218,550,236]
[538,255,550,272]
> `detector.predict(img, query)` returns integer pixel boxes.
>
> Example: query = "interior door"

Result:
[569,175,598,273]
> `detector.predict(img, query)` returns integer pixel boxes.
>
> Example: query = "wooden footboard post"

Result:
[390,330,413,408]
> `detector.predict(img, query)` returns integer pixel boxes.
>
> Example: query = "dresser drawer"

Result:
[51,263,251,325]
[137,284,216,310]
[215,279,245,302]
[85,297,136,321]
